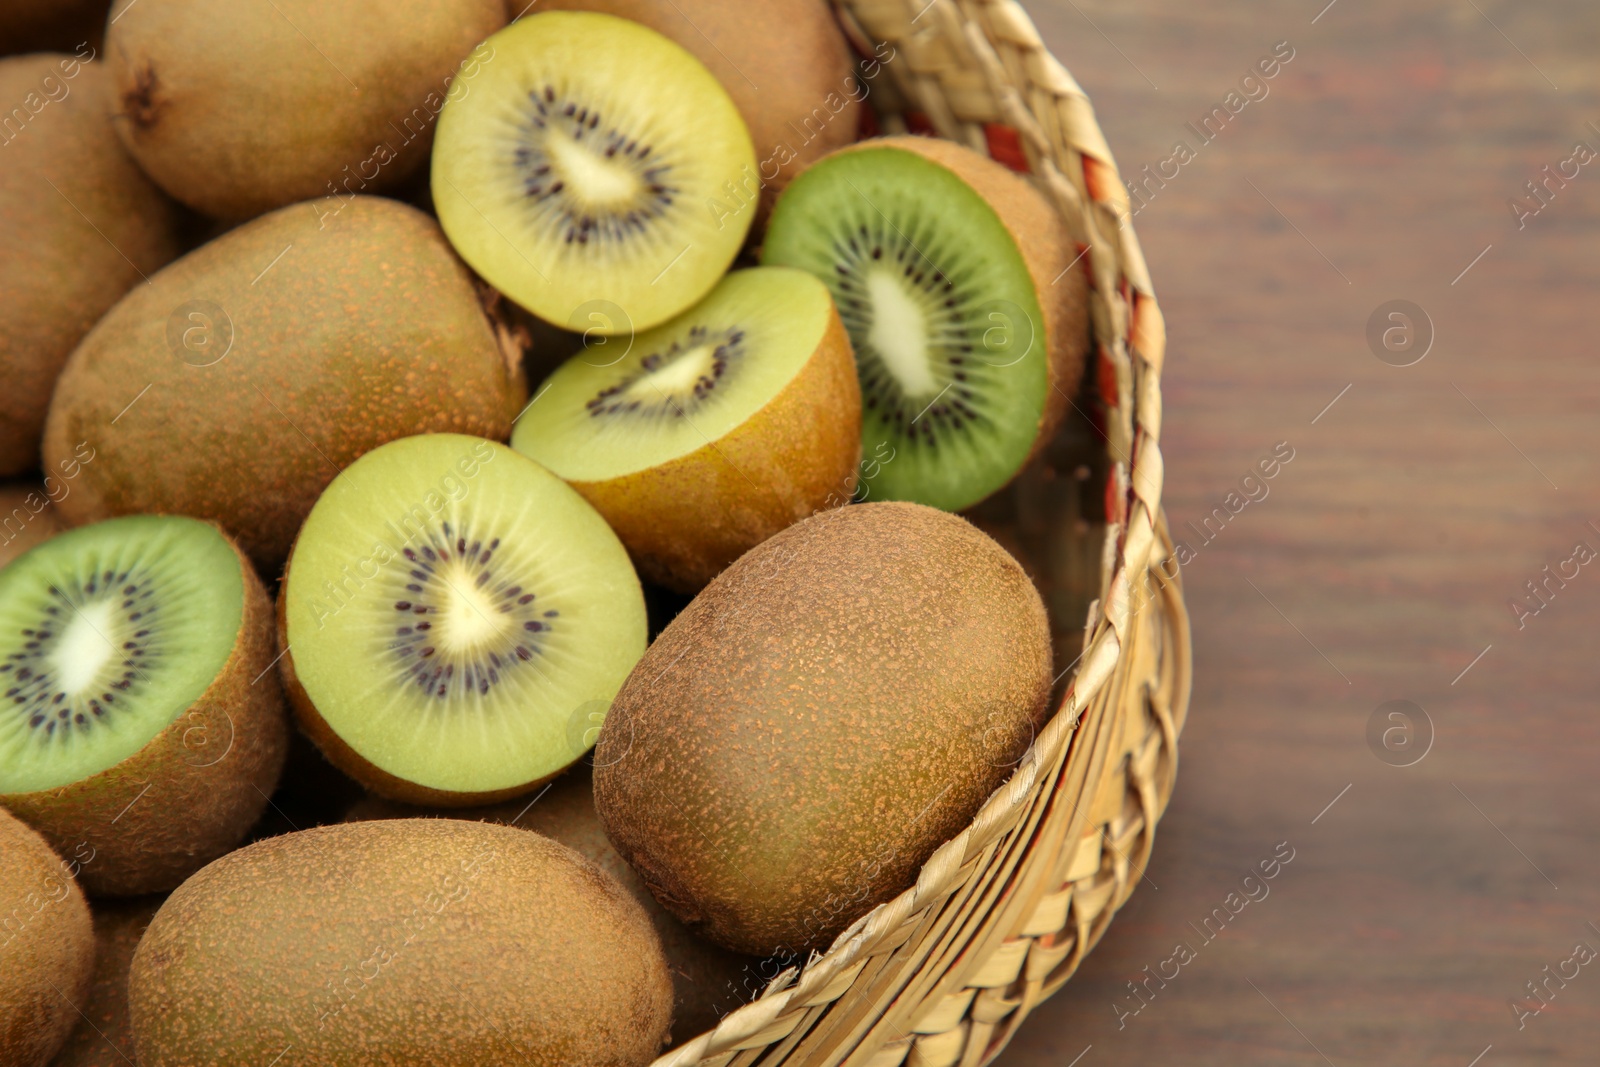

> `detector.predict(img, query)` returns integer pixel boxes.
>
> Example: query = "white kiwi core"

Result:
[866,270,939,399]
[546,132,644,209]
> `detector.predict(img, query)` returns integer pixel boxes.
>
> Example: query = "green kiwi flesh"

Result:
[0,516,242,792]
[279,434,648,804]
[761,144,1056,511]
[594,501,1053,956]
[127,819,674,1067]
[0,514,289,897]
[432,11,757,332]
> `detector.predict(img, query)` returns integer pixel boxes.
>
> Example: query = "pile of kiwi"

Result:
[0,1,1096,1064]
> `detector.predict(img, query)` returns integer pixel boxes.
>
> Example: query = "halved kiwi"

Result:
[432,11,757,333]
[278,433,648,805]
[532,0,864,228]
[511,266,861,591]
[0,515,289,896]
[761,136,1091,512]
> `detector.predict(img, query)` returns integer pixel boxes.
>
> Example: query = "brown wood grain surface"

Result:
[1002,2,1600,1065]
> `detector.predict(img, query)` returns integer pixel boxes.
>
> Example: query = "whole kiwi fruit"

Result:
[105,0,506,220]
[40,196,527,571]
[531,0,862,226]
[0,55,183,477]
[0,805,95,1067]
[345,764,756,1039]
[0,482,67,569]
[48,894,165,1067]
[128,819,675,1067]
[594,501,1053,956]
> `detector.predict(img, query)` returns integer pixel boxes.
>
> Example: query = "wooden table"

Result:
[1004,2,1600,1064]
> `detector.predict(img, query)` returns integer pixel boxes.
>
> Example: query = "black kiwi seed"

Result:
[828,213,992,447]
[583,325,746,421]
[385,522,559,702]
[7,570,158,737]
[517,85,679,247]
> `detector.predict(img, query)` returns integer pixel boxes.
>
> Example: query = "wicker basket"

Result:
[651,2,1190,1064]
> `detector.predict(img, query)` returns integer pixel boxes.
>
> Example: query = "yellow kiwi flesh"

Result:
[344,764,755,1040]
[0,806,95,1067]
[41,196,527,571]
[594,501,1053,955]
[532,0,863,226]
[431,12,757,333]
[512,267,862,592]
[276,435,647,808]
[105,0,506,220]
[0,55,182,477]
[128,819,674,1067]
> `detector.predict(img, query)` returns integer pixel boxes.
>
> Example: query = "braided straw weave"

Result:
[650,2,1188,1064]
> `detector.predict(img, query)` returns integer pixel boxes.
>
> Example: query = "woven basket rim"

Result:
[650,2,1180,1063]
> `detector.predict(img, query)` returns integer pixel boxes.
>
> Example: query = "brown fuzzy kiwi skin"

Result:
[345,763,757,1041]
[0,483,68,569]
[128,819,674,1067]
[830,135,1092,481]
[0,806,95,1067]
[532,0,860,228]
[48,894,165,1067]
[570,303,861,593]
[105,0,506,221]
[1,528,290,898]
[594,501,1053,957]
[0,56,182,477]
[40,196,528,572]
[271,553,561,809]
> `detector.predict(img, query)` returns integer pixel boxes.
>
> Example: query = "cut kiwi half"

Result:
[761,135,1091,512]
[511,266,861,592]
[0,515,288,897]
[432,11,757,333]
[278,433,647,806]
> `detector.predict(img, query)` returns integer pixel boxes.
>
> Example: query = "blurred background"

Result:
[1003,2,1600,1064]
